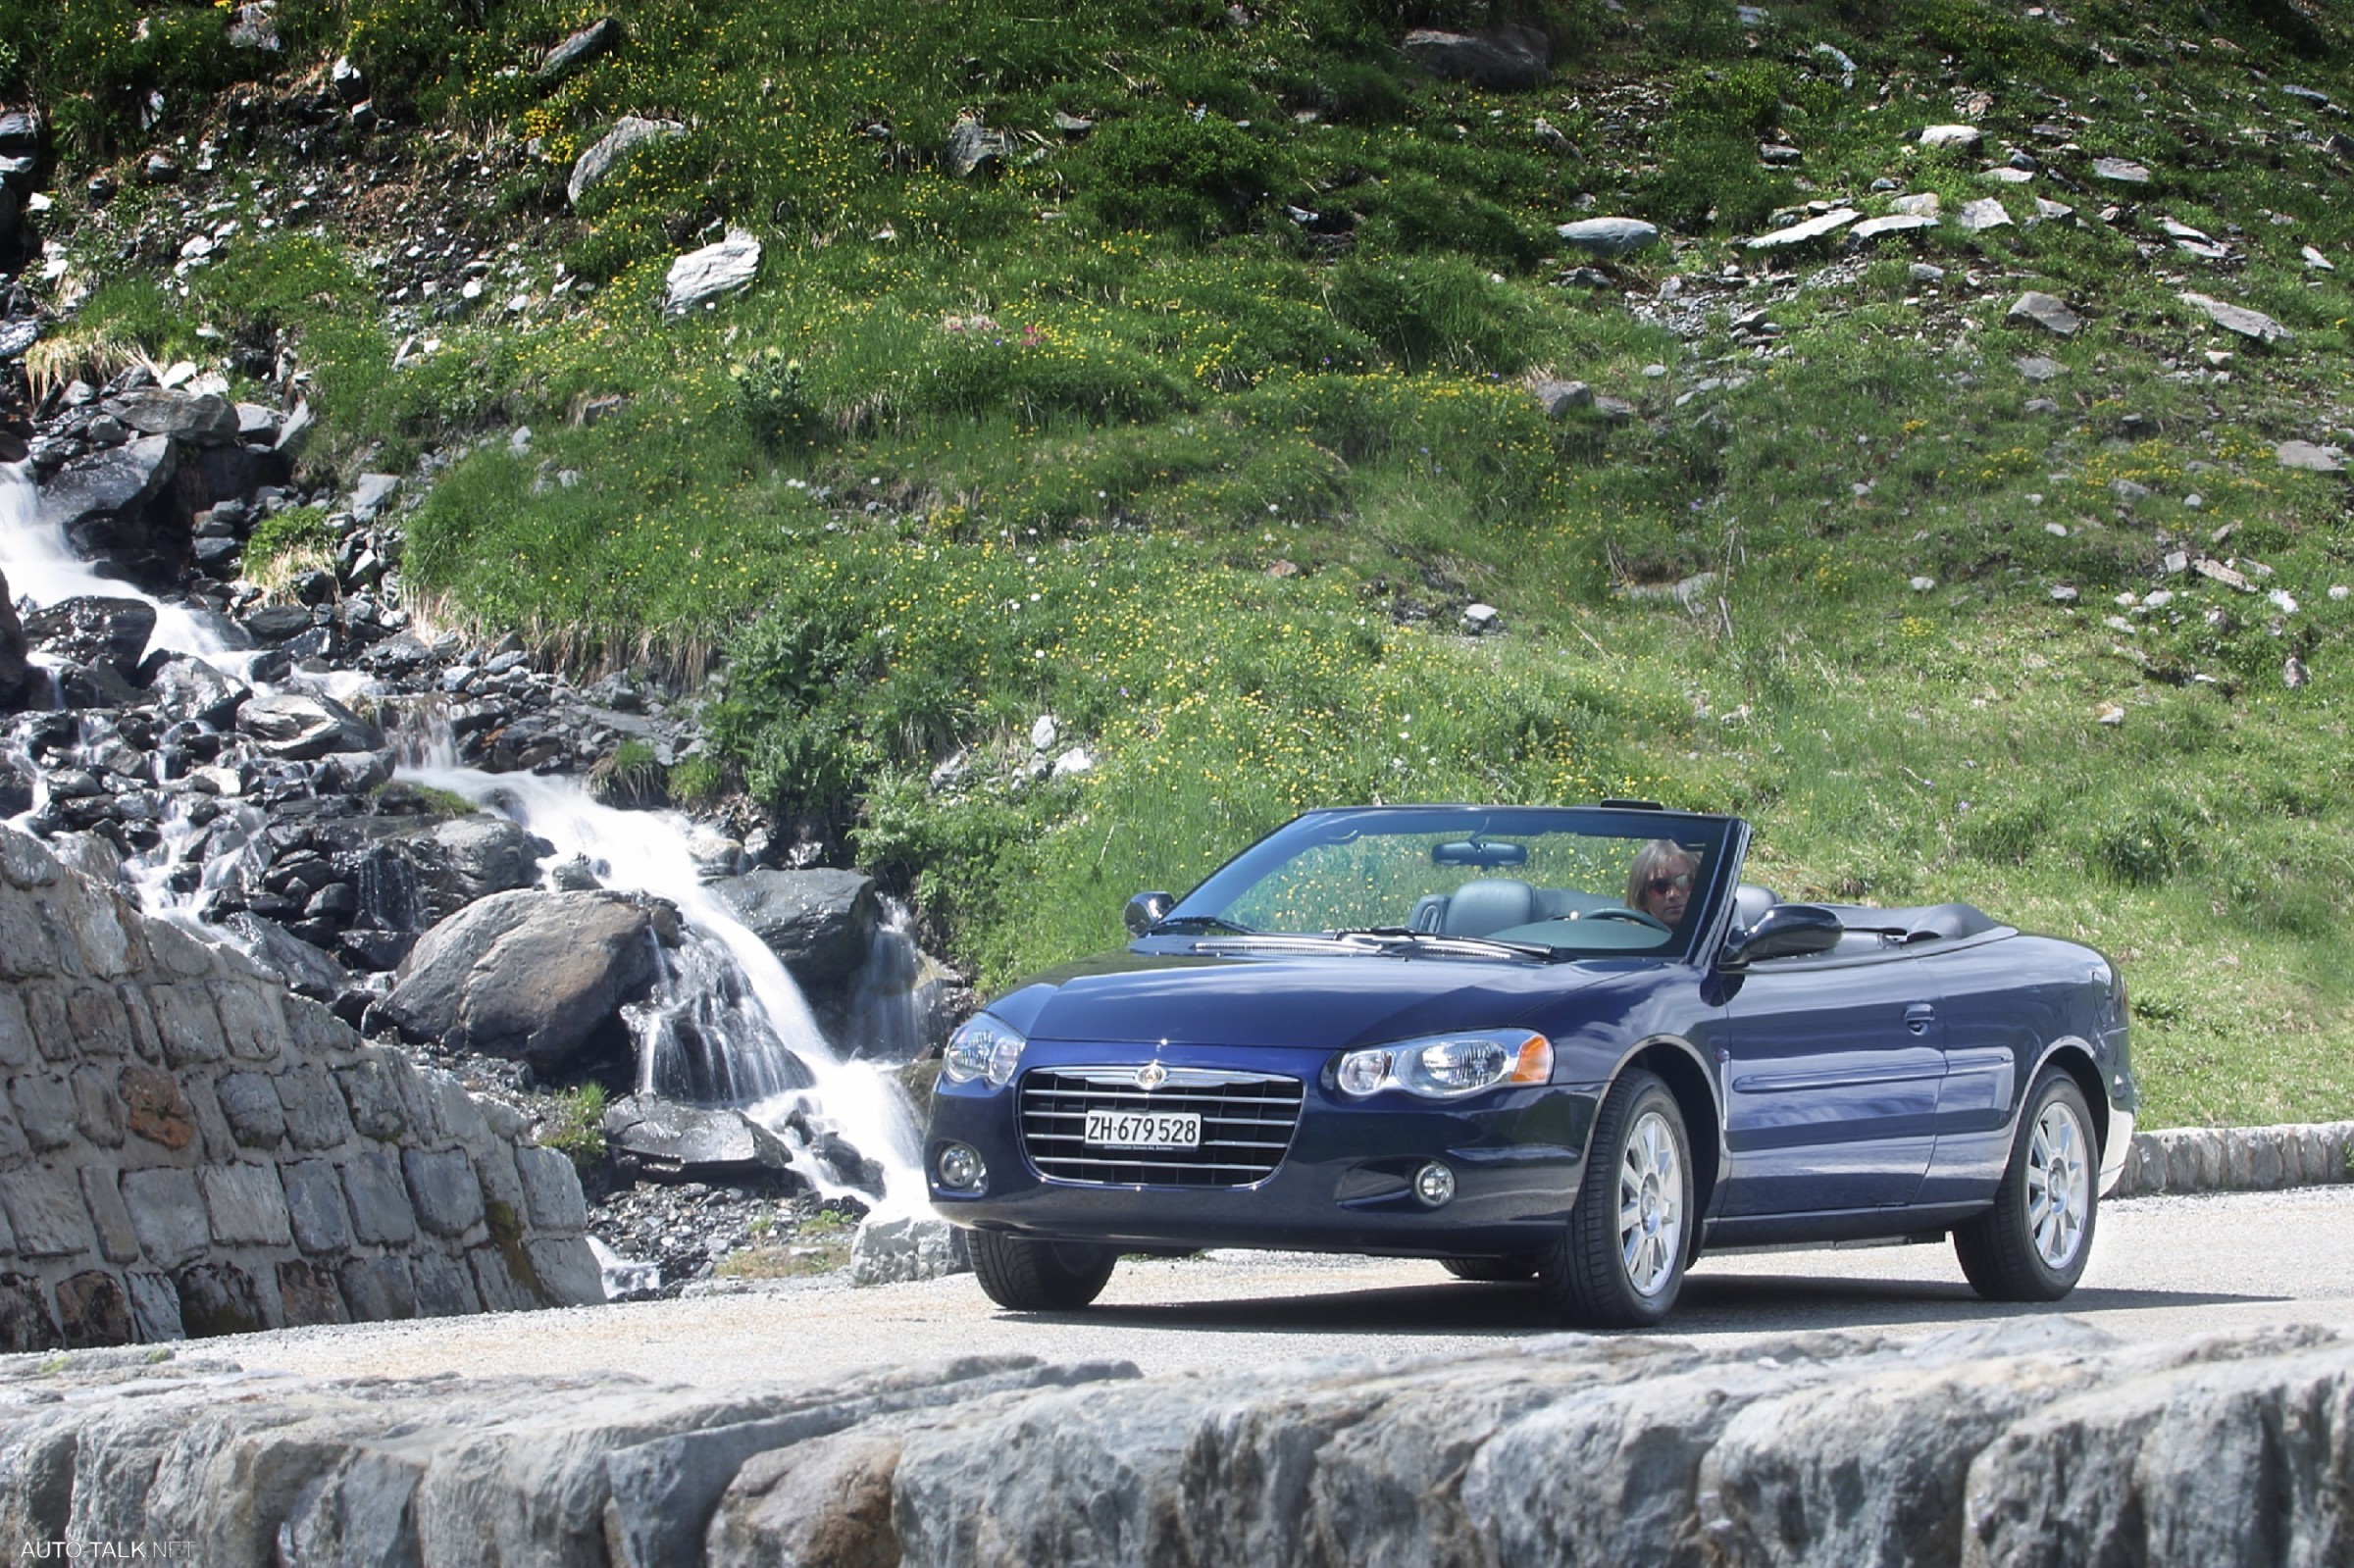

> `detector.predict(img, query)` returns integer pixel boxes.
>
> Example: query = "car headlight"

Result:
[1334,1030,1552,1100]
[942,1016,1025,1087]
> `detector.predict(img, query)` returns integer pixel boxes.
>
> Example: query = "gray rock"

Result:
[945,116,1012,178]
[348,473,400,521]
[539,16,622,80]
[1919,124,1982,148]
[2092,156,2152,183]
[709,867,880,984]
[0,1165,94,1257]
[1555,217,1659,257]
[1533,379,1593,417]
[281,1159,353,1254]
[2277,440,2346,473]
[2178,290,2290,343]
[1401,24,1550,90]
[9,1071,79,1149]
[2009,290,2082,336]
[1746,208,1859,250]
[339,1148,419,1245]
[379,889,664,1072]
[149,655,250,729]
[568,116,685,207]
[0,568,31,711]
[421,814,544,904]
[1849,213,1938,242]
[411,1247,480,1317]
[2015,355,2063,382]
[21,597,156,675]
[0,109,41,152]
[664,228,761,314]
[602,1094,795,1180]
[1956,196,2013,232]
[849,1215,972,1284]
[234,691,385,761]
[214,1071,286,1147]
[121,1167,211,1266]
[403,1146,486,1238]
[34,436,177,545]
[336,1254,416,1322]
[515,1142,589,1231]
[200,1161,293,1245]
[101,389,239,446]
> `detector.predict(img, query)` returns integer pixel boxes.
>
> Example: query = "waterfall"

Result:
[844,898,947,1063]
[398,760,926,1213]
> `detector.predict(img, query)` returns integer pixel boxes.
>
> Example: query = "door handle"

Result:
[1905,1003,1936,1035]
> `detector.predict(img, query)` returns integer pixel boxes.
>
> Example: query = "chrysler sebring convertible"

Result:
[926,803,2136,1327]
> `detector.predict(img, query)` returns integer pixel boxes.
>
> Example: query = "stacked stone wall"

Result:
[0,822,600,1348]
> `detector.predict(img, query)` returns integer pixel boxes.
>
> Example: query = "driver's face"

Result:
[1640,861,1695,926]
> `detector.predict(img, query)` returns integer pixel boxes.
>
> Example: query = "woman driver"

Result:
[1624,839,1698,927]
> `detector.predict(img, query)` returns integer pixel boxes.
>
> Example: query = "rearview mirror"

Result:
[1432,838,1528,868]
[1720,903,1843,966]
[1124,890,1175,936]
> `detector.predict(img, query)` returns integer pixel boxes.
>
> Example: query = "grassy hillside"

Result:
[10,0,2353,1126]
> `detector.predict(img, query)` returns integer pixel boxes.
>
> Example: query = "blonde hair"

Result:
[1625,838,1698,910]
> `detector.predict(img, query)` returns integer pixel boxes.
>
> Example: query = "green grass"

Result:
[18,0,2354,1128]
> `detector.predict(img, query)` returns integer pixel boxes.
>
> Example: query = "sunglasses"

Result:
[1646,872,1695,895]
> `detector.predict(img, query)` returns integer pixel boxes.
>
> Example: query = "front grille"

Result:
[1019,1066,1305,1188]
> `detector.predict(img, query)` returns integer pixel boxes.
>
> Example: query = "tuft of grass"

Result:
[541,1084,609,1176]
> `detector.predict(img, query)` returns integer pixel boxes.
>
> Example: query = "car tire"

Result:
[969,1231,1119,1311]
[1954,1066,2100,1302]
[1441,1255,1540,1283]
[1538,1069,1691,1329]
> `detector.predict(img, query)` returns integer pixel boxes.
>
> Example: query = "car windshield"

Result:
[1153,807,1734,960]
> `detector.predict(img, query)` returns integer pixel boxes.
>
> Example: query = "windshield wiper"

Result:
[1332,927,1560,961]
[1147,914,1256,936]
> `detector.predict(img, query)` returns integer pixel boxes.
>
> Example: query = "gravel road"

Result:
[203,1186,2354,1388]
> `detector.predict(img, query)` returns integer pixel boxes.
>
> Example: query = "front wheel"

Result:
[1954,1067,2099,1301]
[969,1231,1119,1311]
[1538,1069,1691,1328]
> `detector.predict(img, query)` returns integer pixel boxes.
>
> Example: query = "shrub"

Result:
[1084,111,1281,239]
[589,739,668,808]
[1323,256,1540,372]
[242,506,338,595]
[541,1084,608,1176]
[733,348,818,447]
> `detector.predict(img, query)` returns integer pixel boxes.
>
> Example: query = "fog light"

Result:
[1413,1161,1457,1208]
[936,1143,987,1193]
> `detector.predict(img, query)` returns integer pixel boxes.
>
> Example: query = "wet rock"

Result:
[601,1093,797,1182]
[35,436,177,555]
[0,567,34,711]
[377,889,666,1073]
[664,228,761,314]
[710,868,880,986]
[21,597,155,676]
[568,115,685,207]
[1401,25,1550,90]
[235,692,384,761]
[148,654,250,729]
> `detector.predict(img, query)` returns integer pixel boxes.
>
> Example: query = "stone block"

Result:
[338,1056,408,1140]
[0,824,60,888]
[340,1149,417,1245]
[469,1243,540,1313]
[202,1162,292,1246]
[514,1144,588,1232]
[63,985,134,1057]
[212,979,290,1062]
[118,1063,195,1151]
[527,1236,605,1307]
[403,1146,484,1238]
[430,1072,489,1145]
[116,983,166,1062]
[72,1065,125,1146]
[284,993,354,1057]
[174,1260,274,1337]
[121,1167,211,1266]
[80,1166,141,1264]
[55,1270,132,1348]
[0,1272,63,1353]
[0,1196,12,1252]
[410,1248,481,1318]
[0,1105,25,1165]
[20,982,72,1061]
[2251,1132,2286,1189]
[278,1259,347,1327]
[148,982,228,1066]
[475,1143,526,1222]
[3,1165,97,1257]
[184,1071,239,1161]
[215,1071,287,1148]
[9,1072,78,1150]
[60,882,138,978]
[0,988,32,1067]
[337,1255,416,1322]
[126,1271,183,1341]
[144,919,220,980]
[0,892,58,980]
[392,1061,443,1146]
[277,1064,355,1149]
[282,1159,351,1254]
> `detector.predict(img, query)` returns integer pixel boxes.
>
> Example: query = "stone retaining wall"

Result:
[0,822,600,1349]
[2113,1120,2354,1197]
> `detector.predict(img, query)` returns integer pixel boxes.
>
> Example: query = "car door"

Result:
[1716,951,1945,1215]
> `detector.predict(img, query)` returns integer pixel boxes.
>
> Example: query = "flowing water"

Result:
[3,459,929,1225]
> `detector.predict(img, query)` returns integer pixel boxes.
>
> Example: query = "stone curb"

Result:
[2111,1120,2354,1197]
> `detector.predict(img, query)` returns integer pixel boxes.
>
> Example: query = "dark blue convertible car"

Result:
[927,804,2136,1327]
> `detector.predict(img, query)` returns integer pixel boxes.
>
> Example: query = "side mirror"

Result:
[1124,890,1175,937]
[1720,903,1843,967]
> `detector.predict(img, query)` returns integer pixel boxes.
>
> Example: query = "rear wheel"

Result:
[1441,1255,1540,1283]
[1538,1069,1691,1329]
[969,1231,1119,1311]
[1954,1067,2099,1301]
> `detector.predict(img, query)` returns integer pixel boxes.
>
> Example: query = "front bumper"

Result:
[926,1039,1600,1257]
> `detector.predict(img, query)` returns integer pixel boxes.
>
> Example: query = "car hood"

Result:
[986,946,1612,1051]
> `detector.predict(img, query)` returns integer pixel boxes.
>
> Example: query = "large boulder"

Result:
[709,868,879,986]
[234,691,384,760]
[568,115,685,207]
[599,1093,796,1182]
[20,595,155,675]
[663,228,761,314]
[377,889,672,1073]
[36,435,177,559]
[1401,24,1550,89]
[101,388,240,446]
[148,653,250,729]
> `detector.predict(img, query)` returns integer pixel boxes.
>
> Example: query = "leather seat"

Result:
[1440,879,1536,937]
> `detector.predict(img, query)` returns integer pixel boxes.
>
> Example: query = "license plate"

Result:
[1084,1109,1202,1149]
